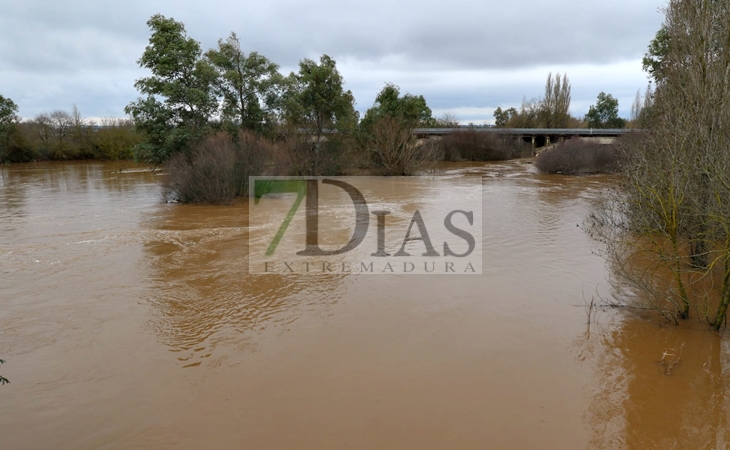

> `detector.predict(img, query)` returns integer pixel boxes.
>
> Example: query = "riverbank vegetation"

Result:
[0,100,141,163]
[1,12,646,210]
[590,0,730,330]
[440,129,531,162]
[163,131,270,204]
[123,14,539,201]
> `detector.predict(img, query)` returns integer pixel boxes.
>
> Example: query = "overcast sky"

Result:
[0,0,665,124]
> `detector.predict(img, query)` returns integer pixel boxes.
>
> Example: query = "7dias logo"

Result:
[248,177,482,274]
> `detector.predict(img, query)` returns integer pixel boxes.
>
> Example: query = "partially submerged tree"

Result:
[25,110,80,159]
[281,55,357,175]
[125,14,218,165]
[95,118,142,160]
[365,115,440,175]
[591,0,730,329]
[359,83,437,174]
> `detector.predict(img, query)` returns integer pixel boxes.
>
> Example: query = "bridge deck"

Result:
[413,128,644,136]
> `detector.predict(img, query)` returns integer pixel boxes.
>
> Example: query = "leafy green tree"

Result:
[585,92,626,129]
[205,33,284,135]
[125,14,218,165]
[283,54,357,137]
[0,95,19,161]
[281,55,357,175]
[357,85,436,176]
[360,83,435,130]
[493,106,517,127]
[642,25,670,84]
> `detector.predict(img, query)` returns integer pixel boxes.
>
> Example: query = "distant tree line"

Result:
[1,13,649,168]
[0,98,142,163]
[492,72,653,130]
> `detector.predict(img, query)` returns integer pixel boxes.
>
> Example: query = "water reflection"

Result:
[0,168,28,232]
[141,200,348,367]
[577,288,730,448]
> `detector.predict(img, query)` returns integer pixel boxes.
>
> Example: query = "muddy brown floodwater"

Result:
[1,160,729,449]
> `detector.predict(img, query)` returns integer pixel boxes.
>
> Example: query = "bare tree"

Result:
[31,113,54,147]
[630,90,642,124]
[507,97,541,128]
[540,72,571,128]
[49,110,73,146]
[591,0,730,329]
[366,116,440,175]
[435,112,460,127]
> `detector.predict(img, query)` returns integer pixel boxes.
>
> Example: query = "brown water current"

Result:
[1,160,729,449]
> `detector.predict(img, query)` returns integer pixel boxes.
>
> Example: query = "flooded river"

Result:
[1,161,728,449]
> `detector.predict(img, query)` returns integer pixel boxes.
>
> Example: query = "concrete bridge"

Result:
[413,127,644,149]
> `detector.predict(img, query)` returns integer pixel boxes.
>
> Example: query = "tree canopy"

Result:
[493,106,517,127]
[283,55,357,138]
[205,33,284,134]
[0,95,18,127]
[585,92,626,129]
[540,72,571,128]
[642,25,670,84]
[124,14,218,164]
[360,83,435,130]
[0,95,19,161]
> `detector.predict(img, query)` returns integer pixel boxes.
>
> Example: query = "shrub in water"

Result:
[163,131,270,204]
[535,138,617,174]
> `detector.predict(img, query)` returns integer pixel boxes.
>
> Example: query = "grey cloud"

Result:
[0,0,663,119]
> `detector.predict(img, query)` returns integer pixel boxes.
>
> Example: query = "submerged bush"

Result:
[439,130,531,162]
[278,130,353,176]
[535,138,617,174]
[364,116,442,175]
[163,131,270,204]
